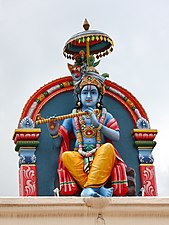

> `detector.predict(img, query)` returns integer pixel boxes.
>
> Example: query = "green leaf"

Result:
[93,60,100,67]
[102,73,109,78]
[88,55,95,66]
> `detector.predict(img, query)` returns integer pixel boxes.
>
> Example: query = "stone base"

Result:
[0,197,169,225]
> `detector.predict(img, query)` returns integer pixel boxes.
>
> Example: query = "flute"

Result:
[35,109,99,125]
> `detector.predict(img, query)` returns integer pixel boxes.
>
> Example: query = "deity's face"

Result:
[80,85,99,108]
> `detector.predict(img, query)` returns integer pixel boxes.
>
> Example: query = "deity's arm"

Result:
[62,118,73,133]
[48,118,72,148]
[100,112,120,142]
[87,107,120,142]
[51,134,62,148]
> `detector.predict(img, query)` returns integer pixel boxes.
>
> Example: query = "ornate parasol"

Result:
[63,19,114,63]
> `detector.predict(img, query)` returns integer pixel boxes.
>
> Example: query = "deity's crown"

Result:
[79,73,105,95]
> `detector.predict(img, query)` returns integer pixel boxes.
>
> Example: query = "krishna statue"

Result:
[47,19,128,197]
[14,19,158,197]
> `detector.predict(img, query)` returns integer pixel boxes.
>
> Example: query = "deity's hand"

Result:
[86,107,99,128]
[47,118,60,136]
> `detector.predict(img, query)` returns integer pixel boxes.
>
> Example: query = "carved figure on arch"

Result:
[13,19,158,197]
[48,50,129,197]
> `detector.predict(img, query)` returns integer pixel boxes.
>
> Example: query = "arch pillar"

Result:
[13,128,41,196]
[132,129,158,196]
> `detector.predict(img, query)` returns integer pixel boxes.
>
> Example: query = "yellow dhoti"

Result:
[62,143,116,188]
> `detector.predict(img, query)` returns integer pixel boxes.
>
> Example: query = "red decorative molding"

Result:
[105,89,138,124]
[140,165,158,196]
[13,129,41,144]
[133,129,157,141]
[20,76,73,123]
[32,86,73,121]
[19,165,37,196]
[105,79,149,121]
[19,76,149,127]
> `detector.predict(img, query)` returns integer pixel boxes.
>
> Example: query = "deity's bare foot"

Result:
[98,186,114,197]
[81,188,101,197]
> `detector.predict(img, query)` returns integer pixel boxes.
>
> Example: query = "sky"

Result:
[0,0,169,196]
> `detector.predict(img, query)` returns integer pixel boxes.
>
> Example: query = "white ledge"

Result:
[0,197,169,224]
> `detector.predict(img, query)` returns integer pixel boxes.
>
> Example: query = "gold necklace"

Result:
[74,108,106,155]
[79,113,98,138]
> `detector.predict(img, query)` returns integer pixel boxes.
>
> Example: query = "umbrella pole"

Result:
[86,41,90,66]
[83,19,90,66]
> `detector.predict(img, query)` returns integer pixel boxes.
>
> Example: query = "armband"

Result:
[50,133,59,138]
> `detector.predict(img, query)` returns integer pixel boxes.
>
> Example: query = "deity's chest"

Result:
[79,116,96,138]
[73,109,106,145]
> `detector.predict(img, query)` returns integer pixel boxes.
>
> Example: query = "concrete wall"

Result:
[0,197,169,225]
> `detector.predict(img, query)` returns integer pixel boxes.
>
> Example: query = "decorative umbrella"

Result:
[63,19,114,62]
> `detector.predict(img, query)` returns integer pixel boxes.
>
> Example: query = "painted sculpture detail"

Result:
[13,19,158,197]
[48,66,128,197]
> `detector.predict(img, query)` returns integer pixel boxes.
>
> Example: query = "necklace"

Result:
[79,114,96,138]
[74,108,107,156]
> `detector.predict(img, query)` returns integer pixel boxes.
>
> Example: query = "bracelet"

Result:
[96,123,102,131]
[50,133,59,138]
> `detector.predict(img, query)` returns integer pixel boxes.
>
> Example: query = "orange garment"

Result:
[62,143,116,188]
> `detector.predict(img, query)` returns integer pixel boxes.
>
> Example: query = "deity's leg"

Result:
[98,186,114,197]
[80,186,114,197]
[84,143,116,188]
[62,151,88,188]
[81,187,101,197]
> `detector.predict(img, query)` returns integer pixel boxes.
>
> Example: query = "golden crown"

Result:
[79,75,105,95]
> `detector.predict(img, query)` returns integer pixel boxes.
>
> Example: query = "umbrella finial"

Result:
[83,18,90,31]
